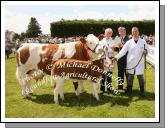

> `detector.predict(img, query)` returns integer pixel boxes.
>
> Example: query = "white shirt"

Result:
[115,38,149,75]
[99,37,114,46]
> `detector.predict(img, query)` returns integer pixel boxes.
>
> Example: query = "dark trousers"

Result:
[126,73,145,95]
[5,50,10,58]
[100,71,112,92]
[117,54,128,89]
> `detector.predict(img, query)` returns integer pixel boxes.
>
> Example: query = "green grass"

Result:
[5,54,155,118]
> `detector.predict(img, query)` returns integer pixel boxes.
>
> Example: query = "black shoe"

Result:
[100,86,105,92]
[124,91,131,96]
[124,86,132,96]
[141,93,146,97]
[124,89,132,96]
[100,91,105,95]
[139,85,146,97]
[124,89,128,94]
[107,87,115,95]
[117,87,123,90]
[107,89,111,95]
[117,86,123,90]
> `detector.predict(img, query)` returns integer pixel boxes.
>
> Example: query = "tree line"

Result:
[13,18,155,40]
[50,19,155,37]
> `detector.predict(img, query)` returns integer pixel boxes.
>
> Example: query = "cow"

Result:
[51,47,114,104]
[16,34,103,97]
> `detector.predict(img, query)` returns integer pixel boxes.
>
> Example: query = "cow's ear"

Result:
[80,37,86,44]
[98,34,104,41]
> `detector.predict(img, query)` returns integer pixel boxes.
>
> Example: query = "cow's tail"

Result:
[16,50,21,83]
[16,51,20,67]
[50,70,54,87]
[16,67,22,86]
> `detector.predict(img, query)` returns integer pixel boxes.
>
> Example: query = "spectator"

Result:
[99,28,115,94]
[115,27,129,90]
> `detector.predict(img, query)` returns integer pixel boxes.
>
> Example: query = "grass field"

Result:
[5,54,155,118]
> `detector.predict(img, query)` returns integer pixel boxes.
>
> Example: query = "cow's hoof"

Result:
[96,98,100,102]
[75,94,80,97]
[29,92,34,95]
[75,91,80,96]
[107,91,111,95]
[99,91,104,95]
[54,101,59,104]
[81,90,87,93]
[23,95,30,99]
[60,98,64,102]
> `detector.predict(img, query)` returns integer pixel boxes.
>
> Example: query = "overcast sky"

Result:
[5,4,155,34]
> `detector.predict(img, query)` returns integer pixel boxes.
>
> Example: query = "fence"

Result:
[146,44,155,67]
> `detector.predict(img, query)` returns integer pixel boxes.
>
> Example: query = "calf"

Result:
[51,48,114,104]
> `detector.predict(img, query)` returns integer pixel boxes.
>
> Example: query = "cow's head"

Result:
[83,34,105,54]
[101,46,114,71]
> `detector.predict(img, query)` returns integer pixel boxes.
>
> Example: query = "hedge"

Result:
[50,19,155,37]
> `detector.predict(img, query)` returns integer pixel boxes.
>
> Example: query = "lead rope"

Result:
[144,44,146,94]
[124,52,144,70]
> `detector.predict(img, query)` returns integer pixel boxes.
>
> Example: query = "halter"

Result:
[100,51,106,60]
[87,43,100,53]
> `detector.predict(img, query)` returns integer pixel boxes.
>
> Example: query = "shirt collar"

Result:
[132,37,140,44]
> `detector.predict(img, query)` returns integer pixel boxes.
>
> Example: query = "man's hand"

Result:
[111,57,117,63]
[108,45,115,50]
[113,43,123,49]
[118,43,123,48]
[143,49,148,55]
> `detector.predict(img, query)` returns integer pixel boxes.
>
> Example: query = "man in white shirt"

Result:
[99,28,115,94]
[113,27,148,97]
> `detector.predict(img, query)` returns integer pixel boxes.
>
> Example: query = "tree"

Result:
[13,33,20,41]
[19,32,27,40]
[26,17,42,38]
